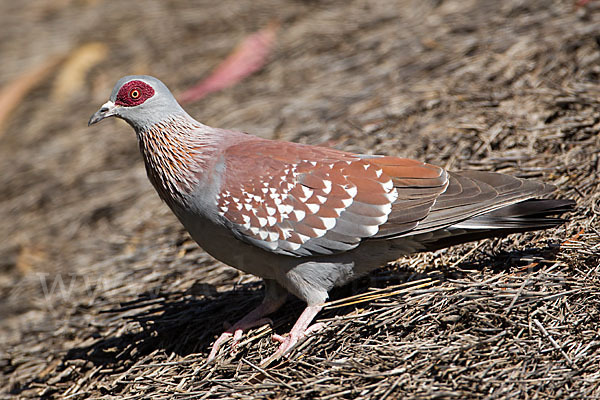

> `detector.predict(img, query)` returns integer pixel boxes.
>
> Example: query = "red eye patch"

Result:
[115,80,155,106]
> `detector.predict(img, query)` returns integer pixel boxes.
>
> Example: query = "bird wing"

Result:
[386,170,555,237]
[216,140,448,256]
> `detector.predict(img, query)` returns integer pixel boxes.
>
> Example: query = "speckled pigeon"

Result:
[89,75,574,362]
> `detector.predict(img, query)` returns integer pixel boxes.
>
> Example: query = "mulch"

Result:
[1,0,600,398]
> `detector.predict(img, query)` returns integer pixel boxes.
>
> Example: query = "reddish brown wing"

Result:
[216,140,448,256]
[367,156,449,238]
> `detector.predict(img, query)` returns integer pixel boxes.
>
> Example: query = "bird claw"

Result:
[208,317,273,362]
[261,322,326,366]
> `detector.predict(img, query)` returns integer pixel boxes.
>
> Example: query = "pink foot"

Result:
[208,282,288,362]
[208,317,272,361]
[271,322,325,354]
[261,304,324,366]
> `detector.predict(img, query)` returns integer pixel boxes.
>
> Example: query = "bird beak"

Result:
[88,101,117,126]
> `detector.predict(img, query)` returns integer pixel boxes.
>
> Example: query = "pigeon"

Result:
[89,75,574,362]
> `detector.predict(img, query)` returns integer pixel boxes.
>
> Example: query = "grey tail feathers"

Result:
[421,199,575,252]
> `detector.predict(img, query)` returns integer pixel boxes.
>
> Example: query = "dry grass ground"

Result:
[1,0,600,398]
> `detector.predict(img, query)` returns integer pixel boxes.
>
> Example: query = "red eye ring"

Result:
[115,80,154,106]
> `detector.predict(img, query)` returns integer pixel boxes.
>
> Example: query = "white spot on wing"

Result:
[298,186,314,202]
[387,188,399,203]
[282,227,292,239]
[312,227,326,236]
[306,203,320,213]
[278,240,301,251]
[345,185,358,198]
[382,178,394,191]
[322,180,332,194]
[265,206,276,216]
[380,202,392,215]
[364,224,380,236]
[341,197,353,207]
[292,209,306,221]
[321,217,337,229]
[297,232,311,242]
[272,195,282,206]
[276,203,288,215]
[241,214,251,229]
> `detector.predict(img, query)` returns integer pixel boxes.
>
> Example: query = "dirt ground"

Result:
[1,0,600,398]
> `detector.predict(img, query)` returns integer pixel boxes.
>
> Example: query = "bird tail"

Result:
[418,198,575,251]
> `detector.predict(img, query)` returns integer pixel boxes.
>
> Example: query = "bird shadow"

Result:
[63,282,267,365]
[48,243,563,385]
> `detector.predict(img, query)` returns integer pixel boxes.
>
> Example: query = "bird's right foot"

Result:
[208,317,273,361]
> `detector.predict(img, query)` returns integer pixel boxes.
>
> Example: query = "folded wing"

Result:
[216,139,566,257]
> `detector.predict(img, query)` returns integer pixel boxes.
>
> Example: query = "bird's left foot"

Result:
[261,304,324,366]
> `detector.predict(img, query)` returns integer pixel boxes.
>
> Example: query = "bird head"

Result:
[88,75,186,131]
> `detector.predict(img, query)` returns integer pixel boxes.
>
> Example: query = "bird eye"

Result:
[130,89,140,99]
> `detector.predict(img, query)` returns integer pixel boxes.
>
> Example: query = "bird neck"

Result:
[136,114,219,206]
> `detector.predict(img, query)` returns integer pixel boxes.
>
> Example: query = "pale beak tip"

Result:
[88,101,115,126]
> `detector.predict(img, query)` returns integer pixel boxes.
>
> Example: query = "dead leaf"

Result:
[0,55,64,137]
[52,42,108,102]
[16,244,48,274]
[178,20,280,104]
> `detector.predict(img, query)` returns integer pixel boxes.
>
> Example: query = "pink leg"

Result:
[261,304,324,365]
[208,280,287,361]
